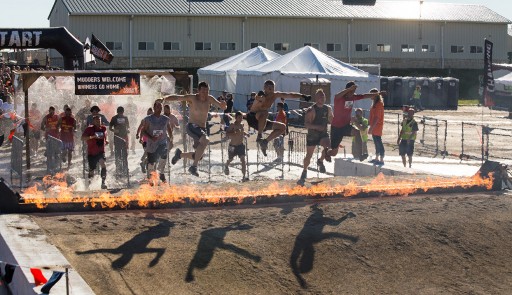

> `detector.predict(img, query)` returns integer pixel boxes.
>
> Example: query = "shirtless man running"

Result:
[247,80,311,156]
[163,81,226,176]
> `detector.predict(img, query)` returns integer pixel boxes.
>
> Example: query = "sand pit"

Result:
[31,191,512,294]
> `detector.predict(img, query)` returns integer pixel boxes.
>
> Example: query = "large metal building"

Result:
[48,0,511,70]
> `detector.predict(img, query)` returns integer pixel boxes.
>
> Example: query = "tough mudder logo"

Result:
[0,30,43,47]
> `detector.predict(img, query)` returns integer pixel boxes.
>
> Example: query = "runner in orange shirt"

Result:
[368,88,385,165]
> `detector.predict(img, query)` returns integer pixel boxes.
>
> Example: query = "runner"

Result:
[140,101,173,182]
[28,102,42,156]
[297,89,333,186]
[247,80,311,156]
[163,81,226,177]
[109,106,130,176]
[273,102,287,162]
[224,111,249,182]
[82,115,108,189]
[57,106,77,168]
[328,81,381,160]
[136,108,154,174]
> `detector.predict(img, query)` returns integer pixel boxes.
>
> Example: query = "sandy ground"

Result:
[32,190,512,295]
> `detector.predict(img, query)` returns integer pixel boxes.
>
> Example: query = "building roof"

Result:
[54,0,510,24]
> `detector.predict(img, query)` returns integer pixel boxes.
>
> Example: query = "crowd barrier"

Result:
[10,136,23,189]
[46,135,62,175]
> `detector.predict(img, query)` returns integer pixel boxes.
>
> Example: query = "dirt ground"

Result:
[33,190,512,295]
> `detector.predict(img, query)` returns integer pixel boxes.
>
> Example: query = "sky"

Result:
[0,0,510,28]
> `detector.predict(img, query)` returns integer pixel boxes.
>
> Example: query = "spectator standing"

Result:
[350,108,369,161]
[368,88,385,164]
[223,93,234,128]
[410,85,423,111]
[397,108,419,168]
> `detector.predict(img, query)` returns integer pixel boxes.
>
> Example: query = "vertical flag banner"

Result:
[40,271,64,294]
[90,34,114,64]
[483,39,495,107]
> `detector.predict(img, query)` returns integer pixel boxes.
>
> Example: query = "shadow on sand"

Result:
[185,222,261,282]
[76,215,174,269]
[290,204,358,288]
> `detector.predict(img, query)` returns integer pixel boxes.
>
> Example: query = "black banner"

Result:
[0,27,84,70]
[75,73,140,95]
[483,39,495,107]
[90,34,114,64]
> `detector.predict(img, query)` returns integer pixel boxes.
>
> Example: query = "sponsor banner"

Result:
[483,39,495,107]
[75,73,140,95]
[90,34,113,64]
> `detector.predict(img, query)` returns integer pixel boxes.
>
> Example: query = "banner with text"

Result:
[75,73,140,95]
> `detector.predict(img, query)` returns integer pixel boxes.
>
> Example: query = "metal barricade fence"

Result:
[114,135,130,187]
[10,136,23,189]
[417,116,448,157]
[460,122,486,162]
[46,135,62,175]
[483,126,511,162]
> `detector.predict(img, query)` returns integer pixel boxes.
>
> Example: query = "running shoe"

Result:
[259,139,268,157]
[317,160,326,173]
[297,170,307,186]
[224,165,230,175]
[101,182,107,190]
[189,166,199,177]
[171,148,182,165]
[160,173,166,183]
[140,162,146,173]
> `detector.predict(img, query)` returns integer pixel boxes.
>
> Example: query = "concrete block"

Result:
[0,215,95,294]
[334,158,408,177]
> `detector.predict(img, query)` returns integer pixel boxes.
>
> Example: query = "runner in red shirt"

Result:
[41,106,60,139]
[28,102,42,156]
[82,115,108,189]
[328,81,381,159]
[58,107,77,168]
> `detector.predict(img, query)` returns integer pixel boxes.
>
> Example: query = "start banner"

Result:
[75,73,140,95]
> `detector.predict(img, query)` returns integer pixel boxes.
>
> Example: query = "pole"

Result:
[65,267,69,295]
[25,90,31,170]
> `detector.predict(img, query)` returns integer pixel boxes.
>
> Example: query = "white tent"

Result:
[197,46,280,99]
[235,46,379,111]
[495,72,512,96]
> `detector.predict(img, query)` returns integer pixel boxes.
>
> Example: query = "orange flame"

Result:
[20,172,495,209]
[111,79,140,95]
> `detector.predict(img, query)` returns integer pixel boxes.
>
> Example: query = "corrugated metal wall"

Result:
[49,10,510,68]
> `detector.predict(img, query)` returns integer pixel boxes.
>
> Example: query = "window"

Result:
[470,46,483,54]
[138,42,155,51]
[274,43,289,51]
[304,43,320,49]
[163,42,180,51]
[327,43,342,52]
[421,45,435,52]
[376,44,391,52]
[451,45,464,53]
[251,42,266,48]
[355,44,370,52]
[195,42,212,51]
[220,42,236,51]
[106,42,122,51]
[401,44,415,52]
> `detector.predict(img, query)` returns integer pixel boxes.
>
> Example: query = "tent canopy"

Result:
[197,46,280,97]
[234,46,379,111]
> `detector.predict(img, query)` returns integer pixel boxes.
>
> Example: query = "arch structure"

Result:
[0,27,84,70]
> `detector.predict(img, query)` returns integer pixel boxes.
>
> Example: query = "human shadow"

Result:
[290,204,358,288]
[185,222,261,282]
[76,217,174,269]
